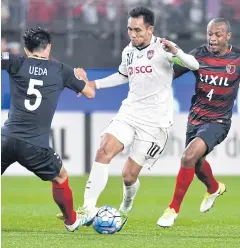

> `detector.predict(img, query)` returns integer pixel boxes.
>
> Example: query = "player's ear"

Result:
[148,25,154,35]
[24,47,31,56]
[227,32,232,41]
[47,44,52,53]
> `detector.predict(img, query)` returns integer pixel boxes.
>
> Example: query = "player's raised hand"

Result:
[161,38,178,55]
[74,68,96,98]
[75,68,88,81]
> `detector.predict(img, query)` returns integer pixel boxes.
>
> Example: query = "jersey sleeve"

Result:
[173,48,198,79]
[61,63,86,93]
[118,48,128,77]
[165,41,179,62]
[1,52,23,75]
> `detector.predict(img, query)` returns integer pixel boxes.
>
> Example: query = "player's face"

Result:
[127,17,153,48]
[207,22,231,55]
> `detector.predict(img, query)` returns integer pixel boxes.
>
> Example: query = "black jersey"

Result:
[174,45,240,125]
[1,52,86,148]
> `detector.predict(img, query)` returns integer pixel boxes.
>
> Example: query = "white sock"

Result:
[120,178,140,212]
[83,162,109,210]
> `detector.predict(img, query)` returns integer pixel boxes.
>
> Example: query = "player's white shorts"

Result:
[101,115,169,169]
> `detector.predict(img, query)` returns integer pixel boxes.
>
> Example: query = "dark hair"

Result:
[129,7,154,26]
[209,18,231,32]
[23,27,51,52]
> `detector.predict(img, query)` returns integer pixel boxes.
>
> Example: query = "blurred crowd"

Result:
[2,0,240,38]
[1,37,21,55]
[2,0,240,67]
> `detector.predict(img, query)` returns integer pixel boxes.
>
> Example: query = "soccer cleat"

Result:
[119,201,132,214]
[56,212,65,220]
[76,207,99,227]
[57,206,98,227]
[200,182,226,213]
[64,212,80,232]
[56,207,90,221]
[117,209,128,232]
[157,208,178,228]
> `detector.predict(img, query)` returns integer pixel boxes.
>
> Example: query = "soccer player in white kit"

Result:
[57,7,200,229]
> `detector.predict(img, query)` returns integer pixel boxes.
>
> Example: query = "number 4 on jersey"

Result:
[207,89,214,101]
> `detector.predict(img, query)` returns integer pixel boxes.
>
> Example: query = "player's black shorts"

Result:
[185,122,230,155]
[1,135,62,181]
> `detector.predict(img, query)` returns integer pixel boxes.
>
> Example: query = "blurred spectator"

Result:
[72,0,83,18]
[1,0,10,24]
[189,0,204,26]
[1,38,8,52]
[221,0,240,23]
[7,42,21,55]
[28,0,57,27]
[124,0,148,10]
[9,0,21,27]
[206,0,221,21]
[82,0,99,25]
[2,0,240,66]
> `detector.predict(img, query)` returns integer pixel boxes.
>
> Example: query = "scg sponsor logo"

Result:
[128,65,152,75]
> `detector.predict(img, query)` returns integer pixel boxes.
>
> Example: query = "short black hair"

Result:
[23,27,51,52]
[129,7,154,26]
[209,18,231,32]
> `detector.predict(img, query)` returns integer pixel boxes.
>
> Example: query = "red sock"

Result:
[195,160,219,194]
[52,178,76,225]
[169,166,195,213]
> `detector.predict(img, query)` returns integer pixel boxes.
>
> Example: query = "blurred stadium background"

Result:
[1,1,240,247]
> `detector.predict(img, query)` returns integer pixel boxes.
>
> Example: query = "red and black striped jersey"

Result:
[174,44,240,125]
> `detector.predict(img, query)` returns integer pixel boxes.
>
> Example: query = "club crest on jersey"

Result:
[147,50,154,60]
[226,64,236,74]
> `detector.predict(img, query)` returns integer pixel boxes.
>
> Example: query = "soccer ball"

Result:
[92,206,122,234]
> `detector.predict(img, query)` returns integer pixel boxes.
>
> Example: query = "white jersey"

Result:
[117,35,175,128]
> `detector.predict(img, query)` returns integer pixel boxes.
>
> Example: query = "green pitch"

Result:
[2,176,240,248]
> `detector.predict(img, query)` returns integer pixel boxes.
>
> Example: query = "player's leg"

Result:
[16,141,78,231]
[195,157,219,194]
[171,137,207,210]
[196,158,226,213]
[1,135,17,174]
[194,123,229,212]
[75,119,135,226]
[82,133,124,211]
[158,136,206,227]
[158,123,229,227]
[120,157,141,214]
[118,126,168,230]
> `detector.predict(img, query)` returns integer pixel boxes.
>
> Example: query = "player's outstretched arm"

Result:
[1,52,23,75]
[161,38,199,71]
[94,72,128,89]
[92,47,129,89]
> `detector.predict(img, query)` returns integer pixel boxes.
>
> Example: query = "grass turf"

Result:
[2,176,240,248]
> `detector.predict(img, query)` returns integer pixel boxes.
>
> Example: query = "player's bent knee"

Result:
[95,147,113,163]
[52,166,68,184]
[181,152,196,168]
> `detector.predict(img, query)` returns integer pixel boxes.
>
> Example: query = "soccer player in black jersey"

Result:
[158,18,240,227]
[1,27,95,231]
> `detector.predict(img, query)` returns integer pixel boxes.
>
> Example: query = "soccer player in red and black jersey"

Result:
[157,18,240,227]
[1,27,95,231]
